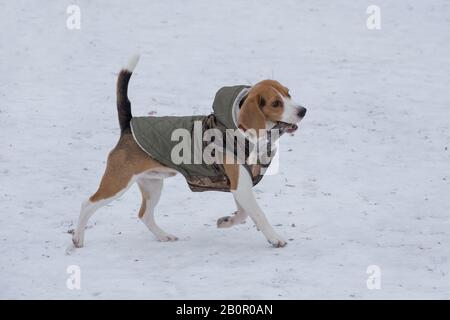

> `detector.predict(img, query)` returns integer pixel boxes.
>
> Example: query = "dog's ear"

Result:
[238,94,266,135]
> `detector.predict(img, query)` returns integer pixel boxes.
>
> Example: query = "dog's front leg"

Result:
[231,165,287,248]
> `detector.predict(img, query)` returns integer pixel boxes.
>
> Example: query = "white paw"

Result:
[156,234,178,242]
[217,216,234,228]
[72,234,84,248]
[267,237,287,248]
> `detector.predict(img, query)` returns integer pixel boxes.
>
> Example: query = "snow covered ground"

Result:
[1,0,449,299]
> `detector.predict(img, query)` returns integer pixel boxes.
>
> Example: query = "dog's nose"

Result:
[297,107,307,118]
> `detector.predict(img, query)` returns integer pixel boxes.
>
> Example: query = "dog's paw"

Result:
[72,235,84,248]
[217,216,234,228]
[267,238,287,248]
[156,234,178,242]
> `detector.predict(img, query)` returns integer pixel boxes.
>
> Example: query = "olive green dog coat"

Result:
[130,85,272,192]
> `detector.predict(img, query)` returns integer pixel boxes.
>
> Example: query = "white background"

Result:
[0,0,449,299]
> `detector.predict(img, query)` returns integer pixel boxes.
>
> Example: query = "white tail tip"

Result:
[124,54,140,72]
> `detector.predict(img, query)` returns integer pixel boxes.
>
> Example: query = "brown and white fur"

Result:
[72,55,306,248]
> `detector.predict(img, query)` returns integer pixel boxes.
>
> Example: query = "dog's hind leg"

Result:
[72,150,136,248]
[137,176,178,242]
[72,197,115,248]
[216,199,248,228]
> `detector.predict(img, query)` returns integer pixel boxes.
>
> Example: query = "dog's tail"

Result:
[116,54,140,134]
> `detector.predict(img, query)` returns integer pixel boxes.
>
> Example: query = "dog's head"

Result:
[238,79,306,135]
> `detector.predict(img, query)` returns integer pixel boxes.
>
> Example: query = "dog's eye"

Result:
[272,100,281,108]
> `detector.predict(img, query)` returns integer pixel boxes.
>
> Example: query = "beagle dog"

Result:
[72,55,306,248]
